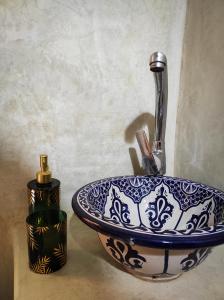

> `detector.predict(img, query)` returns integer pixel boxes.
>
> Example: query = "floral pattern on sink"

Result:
[77,175,223,235]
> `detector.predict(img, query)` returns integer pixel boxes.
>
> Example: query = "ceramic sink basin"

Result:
[72,175,224,280]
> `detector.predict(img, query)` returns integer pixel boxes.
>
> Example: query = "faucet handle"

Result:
[136,130,159,175]
[136,130,151,158]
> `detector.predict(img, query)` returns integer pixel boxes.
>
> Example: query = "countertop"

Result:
[14,212,224,300]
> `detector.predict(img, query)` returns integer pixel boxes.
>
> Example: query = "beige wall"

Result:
[175,0,224,190]
[0,0,186,217]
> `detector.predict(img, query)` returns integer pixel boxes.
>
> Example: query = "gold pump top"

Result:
[36,154,52,184]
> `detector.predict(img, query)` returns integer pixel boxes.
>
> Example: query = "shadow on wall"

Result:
[0,157,29,220]
[124,112,155,175]
[0,216,14,300]
[175,0,224,190]
[0,155,30,299]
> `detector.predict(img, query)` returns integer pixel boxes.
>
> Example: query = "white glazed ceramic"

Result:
[98,233,211,280]
[72,176,224,280]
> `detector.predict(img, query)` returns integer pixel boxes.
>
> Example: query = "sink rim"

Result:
[72,175,224,249]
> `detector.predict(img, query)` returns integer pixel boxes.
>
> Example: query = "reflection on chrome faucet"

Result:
[136,51,168,176]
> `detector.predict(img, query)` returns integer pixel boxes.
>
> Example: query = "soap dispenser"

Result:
[27,154,60,214]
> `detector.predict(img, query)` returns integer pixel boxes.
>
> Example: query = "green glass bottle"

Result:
[26,209,67,274]
[27,155,60,214]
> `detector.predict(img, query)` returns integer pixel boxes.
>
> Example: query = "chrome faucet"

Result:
[136,51,168,175]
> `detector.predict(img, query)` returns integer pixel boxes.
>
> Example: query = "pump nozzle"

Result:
[36,154,52,184]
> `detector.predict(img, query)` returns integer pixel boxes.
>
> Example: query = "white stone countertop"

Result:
[14,212,224,300]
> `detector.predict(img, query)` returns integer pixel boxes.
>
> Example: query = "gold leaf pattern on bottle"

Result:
[31,256,52,274]
[27,224,38,250]
[53,243,66,267]
[28,185,60,211]
[35,226,49,235]
[28,189,36,206]
[53,223,63,232]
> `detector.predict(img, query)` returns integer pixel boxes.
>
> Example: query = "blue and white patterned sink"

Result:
[72,175,224,280]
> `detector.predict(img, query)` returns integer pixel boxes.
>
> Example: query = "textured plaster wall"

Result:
[0,0,186,217]
[175,0,224,190]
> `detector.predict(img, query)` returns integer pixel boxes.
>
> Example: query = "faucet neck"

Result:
[135,52,168,176]
[150,52,168,175]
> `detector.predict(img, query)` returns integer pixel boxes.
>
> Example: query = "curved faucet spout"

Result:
[149,51,168,175]
[136,52,168,176]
